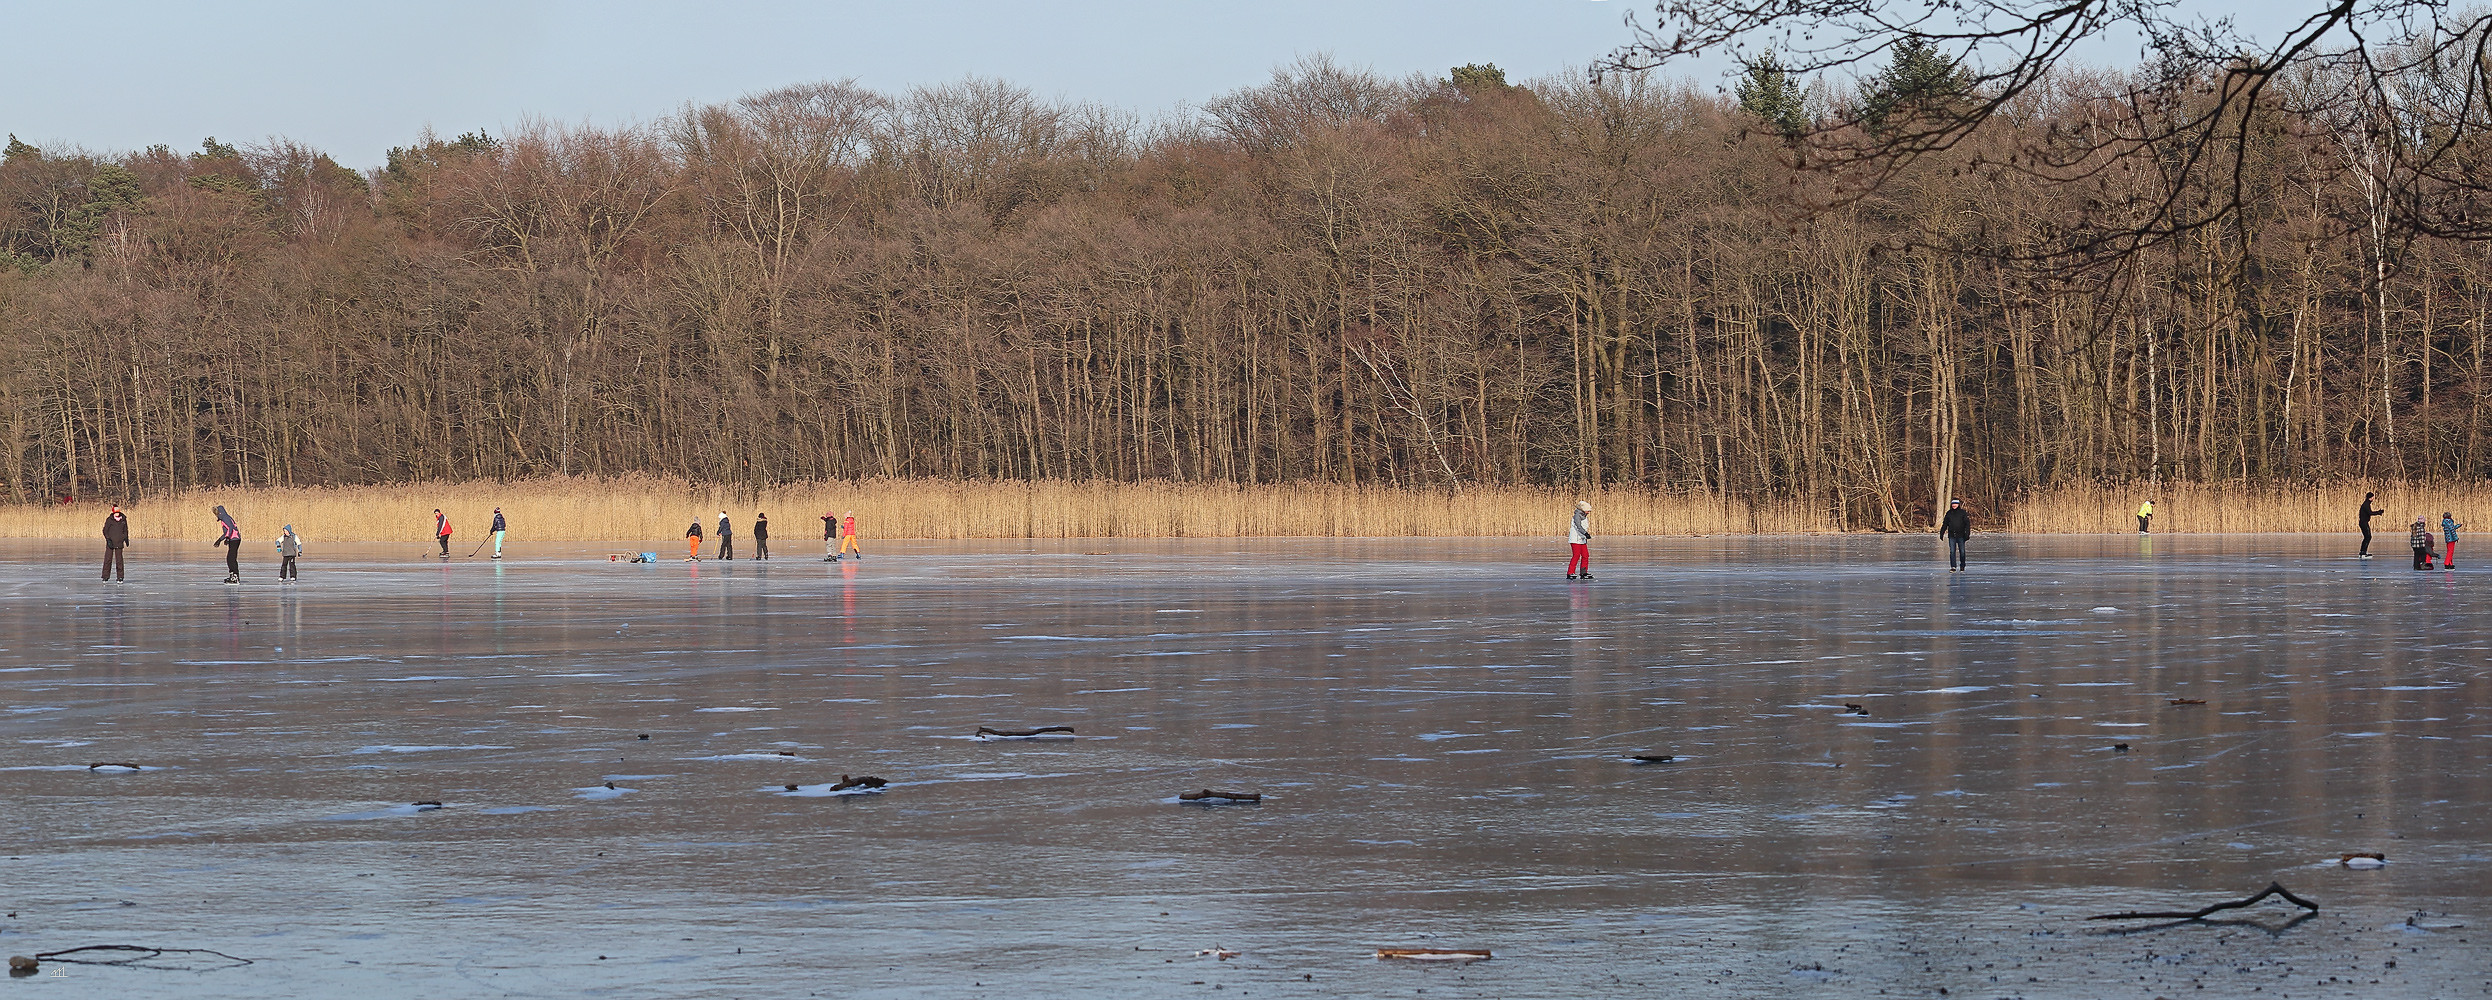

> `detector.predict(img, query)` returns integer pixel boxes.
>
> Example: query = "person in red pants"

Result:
[2444,512,2464,569]
[1566,501,1593,580]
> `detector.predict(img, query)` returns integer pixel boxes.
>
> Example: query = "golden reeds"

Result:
[4,477,1839,542]
[14,477,2475,541]
[2006,482,2489,534]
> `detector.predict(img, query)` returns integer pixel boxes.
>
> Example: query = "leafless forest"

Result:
[5,51,2489,530]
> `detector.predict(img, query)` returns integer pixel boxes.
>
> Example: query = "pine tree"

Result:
[1859,38,1972,135]
[1735,53,1810,140]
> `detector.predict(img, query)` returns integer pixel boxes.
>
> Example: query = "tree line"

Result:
[4,49,2489,529]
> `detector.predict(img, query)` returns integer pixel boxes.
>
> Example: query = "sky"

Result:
[9,0,2306,169]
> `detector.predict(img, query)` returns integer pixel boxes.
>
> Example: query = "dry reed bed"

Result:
[14,479,2476,541]
[4,478,1835,542]
[2007,483,2489,534]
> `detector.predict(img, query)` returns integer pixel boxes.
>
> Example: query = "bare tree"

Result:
[1606,2,2492,264]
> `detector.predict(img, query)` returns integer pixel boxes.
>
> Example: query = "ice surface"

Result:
[1,534,2486,998]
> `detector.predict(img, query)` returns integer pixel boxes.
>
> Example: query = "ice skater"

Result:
[2358,492,2382,558]
[1566,501,1592,580]
[753,512,770,561]
[2412,517,2436,570]
[276,524,302,581]
[823,510,840,561]
[2136,498,2154,534]
[490,507,508,559]
[1941,498,1972,571]
[213,505,243,583]
[433,508,453,557]
[685,518,704,561]
[839,511,862,560]
[2443,512,2464,569]
[101,505,130,582]
[716,510,735,560]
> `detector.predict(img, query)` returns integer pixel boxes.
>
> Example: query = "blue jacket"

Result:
[2445,517,2462,543]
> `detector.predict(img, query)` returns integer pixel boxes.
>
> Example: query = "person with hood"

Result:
[1941,498,1973,571]
[433,509,453,557]
[2442,512,2464,569]
[490,507,508,559]
[2412,516,2436,570]
[2136,498,2154,534]
[715,510,735,560]
[214,505,243,583]
[685,518,704,561]
[839,511,862,560]
[276,524,302,581]
[822,510,840,561]
[1566,501,1593,580]
[753,512,770,561]
[101,506,130,582]
[2358,492,2383,558]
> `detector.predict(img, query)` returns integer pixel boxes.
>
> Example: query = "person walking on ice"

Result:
[685,518,703,561]
[2358,492,2382,558]
[214,505,243,583]
[433,509,453,557]
[2136,498,2154,534]
[1566,501,1593,580]
[753,512,770,561]
[822,510,839,561]
[1941,498,1972,571]
[2443,512,2464,569]
[490,507,508,559]
[715,510,735,560]
[101,506,130,582]
[276,525,302,582]
[2412,516,2436,570]
[839,511,862,560]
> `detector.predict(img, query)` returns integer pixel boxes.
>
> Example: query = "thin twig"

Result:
[2088,882,2319,921]
[35,944,254,967]
[976,725,1073,738]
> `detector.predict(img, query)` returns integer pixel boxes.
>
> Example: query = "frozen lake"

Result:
[3,534,2486,997]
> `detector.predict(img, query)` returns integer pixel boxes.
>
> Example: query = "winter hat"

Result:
[1576,501,1592,511]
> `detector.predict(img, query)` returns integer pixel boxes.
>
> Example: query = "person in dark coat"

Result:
[685,519,704,561]
[753,512,770,561]
[1940,498,1973,571]
[490,507,508,559]
[715,510,734,560]
[101,506,130,582]
[214,505,243,583]
[823,510,839,561]
[2358,492,2382,558]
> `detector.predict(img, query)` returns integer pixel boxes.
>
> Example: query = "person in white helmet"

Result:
[1566,501,1593,580]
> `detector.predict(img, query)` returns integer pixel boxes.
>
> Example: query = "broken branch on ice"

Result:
[977,725,1074,739]
[1375,947,1490,961]
[1178,789,1259,802]
[2087,882,2318,922]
